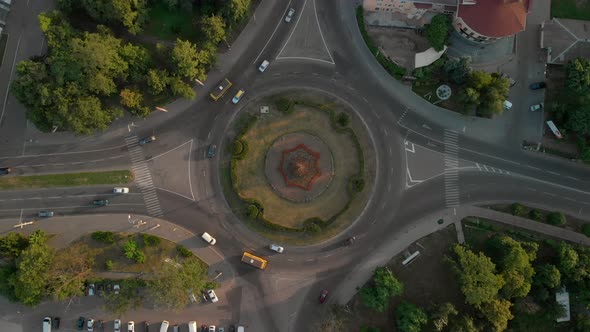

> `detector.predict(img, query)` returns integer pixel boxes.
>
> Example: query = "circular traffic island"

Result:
[223,92,375,243]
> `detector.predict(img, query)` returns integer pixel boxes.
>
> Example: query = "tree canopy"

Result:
[395,302,428,332]
[360,266,404,312]
[424,14,452,51]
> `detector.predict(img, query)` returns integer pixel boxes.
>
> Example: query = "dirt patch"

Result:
[366,27,430,70]
[347,225,464,331]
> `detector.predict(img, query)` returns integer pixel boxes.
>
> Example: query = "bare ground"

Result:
[366,26,430,70]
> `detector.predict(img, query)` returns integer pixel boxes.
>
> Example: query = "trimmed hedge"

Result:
[177,245,193,258]
[547,212,566,226]
[510,203,526,217]
[276,98,295,114]
[582,224,590,238]
[529,209,544,221]
[91,231,116,244]
[355,6,406,79]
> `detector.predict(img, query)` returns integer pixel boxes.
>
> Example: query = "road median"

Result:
[0,170,133,190]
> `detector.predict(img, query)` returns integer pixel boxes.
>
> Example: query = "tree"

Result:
[146,69,169,95]
[79,0,148,34]
[147,257,210,311]
[201,15,226,45]
[547,212,567,226]
[104,278,145,315]
[47,243,94,301]
[223,0,251,25]
[0,233,29,260]
[396,302,428,332]
[360,267,404,312]
[120,88,143,110]
[567,104,590,136]
[459,71,509,117]
[424,14,451,51]
[510,203,527,217]
[479,298,514,332]
[119,43,151,83]
[444,57,471,85]
[9,231,54,306]
[534,264,561,289]
[558,242,579,279]
[450,315,479,332]
[169,76,196,99]
[170,39,206,80]
[566,57,590,95]
[448,244,505,307]
[431,302,458,331]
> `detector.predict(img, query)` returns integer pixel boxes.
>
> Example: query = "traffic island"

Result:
[221,91,376,244]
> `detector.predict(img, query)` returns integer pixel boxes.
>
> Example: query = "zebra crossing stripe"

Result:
[444,130,460,208]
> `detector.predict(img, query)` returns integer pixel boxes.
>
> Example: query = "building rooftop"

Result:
[457,0,530,38]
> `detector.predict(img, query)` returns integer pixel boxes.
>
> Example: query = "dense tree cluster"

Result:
[360,266,404,312]
[424,14,452,52]
[457,71,510,117]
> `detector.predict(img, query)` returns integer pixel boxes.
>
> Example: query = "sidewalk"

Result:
[332,204,590,304]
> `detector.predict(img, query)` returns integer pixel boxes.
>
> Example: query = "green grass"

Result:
[144,3,201,41]
[552,0,590,20]
[0,170,133,190]
[0,33,8,68]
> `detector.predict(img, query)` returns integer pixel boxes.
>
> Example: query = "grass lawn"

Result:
[144,2,201,42]
[0,170,133,190]
[412,80,466,114]
[552,0,590,20]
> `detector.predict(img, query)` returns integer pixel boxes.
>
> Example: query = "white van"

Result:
[160,320,169,332]
[188,321,197,332]
[237,326,245,332]
[43,317,52,332]
[503,100,513,110]
[201,232,216,245]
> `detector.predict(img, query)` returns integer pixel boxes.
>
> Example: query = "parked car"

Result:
[114,319,121,332]
[285,8,295,22]
[319,289,329,303]
[0,167,11,175]
[530,103,544,112]
[209,326,216,332]
[218,328,225,332]
[258,60,270,73]
[207,144,217,158]
[127,321,135,332]
[139,136,156,145]
[229,326,236,332]
[172,324,179,332]
[207,289,219,303]
[232,89,245,104]
[77,317,85,330]
[52,317,61,329]
[201,326,208,332]
[43,317,52,331]
[38,210,54,218]
[201,232,217,245]
[269,244,284,253]
[143,322,149,332]
[93,199,109,206]
[88,283,95,296]
[87,318,95,332]
[114,284,120,294]
[113,187,129,194]
[529,82,546,90]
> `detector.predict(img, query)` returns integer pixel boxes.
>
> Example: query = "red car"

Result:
[319,290,329,303]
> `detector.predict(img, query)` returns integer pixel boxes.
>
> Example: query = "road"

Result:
[0,0,588,331]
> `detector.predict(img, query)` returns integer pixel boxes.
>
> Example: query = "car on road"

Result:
[127,321,135,332]
[209,326,216,332]
[207,144,217,158]
[52,317,60,329]
[319,289,329,303]
[77,317,85,330]
[529,82,546,90]
[207,289,219,303]
[285,8,295,22]
[114,319,121,332]
[139,136,156,145]
[87,318,95,331]
[530,103,544,112]
[269,244,284,253]
[201,232,216,245]
[38,211,54,218]
[0,167,11,175]
[232,89,245,104]
[258,60,270,72]
[88,283,95,296]
[344,236,356,246]
[93,199,109,206]
[113,187,129,194]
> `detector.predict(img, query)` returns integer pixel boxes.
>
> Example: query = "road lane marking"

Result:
[0,203,145,212]
[312,0,335,64]
[0,144,128,160]
[0,33,21,128]
[254,0,292,64]
[144,139,193,163]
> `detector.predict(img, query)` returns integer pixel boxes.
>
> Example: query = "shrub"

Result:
[304,222,321,234]
[276,98,295,114]
[123,240,144,263]
[510,203,527,217]
[133,251,145,264]
[232,139,244,155]
[105,259,114,271]
[141,234,161,247]
[246,204,259,219]
[348,176,365,195]
[177,245,194,258]
[336,112,350,127]
[547,212,566,226]
[91,231,116,244]
[583,224,590,238]
[529,209,544,221]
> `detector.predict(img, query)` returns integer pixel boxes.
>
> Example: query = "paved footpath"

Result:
[333,205,590,304]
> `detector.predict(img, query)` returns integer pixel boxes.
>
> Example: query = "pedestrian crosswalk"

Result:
[475,163,511,175]
[125,136,164,218]
[444,130,460,208]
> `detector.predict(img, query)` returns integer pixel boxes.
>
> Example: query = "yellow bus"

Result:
[209,78,233,101]
[241,252,268,270]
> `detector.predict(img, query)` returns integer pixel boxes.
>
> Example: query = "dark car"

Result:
[77,317,85,330]
[53,317,61,329]
[344,236,356,246]
[529,82,546,90]
[319,289,329,303]
[93,199,109,206]
[144,322,149,332]
[38,211,54,218]
[139,136,156,145]
[201,325,208,332]
[0,167,11,175]
[207,144,217,158]
[229,326,235,332]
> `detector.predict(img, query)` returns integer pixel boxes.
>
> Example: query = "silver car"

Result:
[285,8,295,22]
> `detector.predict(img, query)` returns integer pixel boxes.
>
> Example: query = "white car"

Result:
[285,8,295,22]
[530,103,543,112]
[207,289,219,303]
[113,187,129,194]
[270,244,284,253]
[209,326,216,332]
[232,89,245,104]
[258,60,270,73]
[201,232,217,245]
[114,284,120,294]
[87,318,94,332]
[114,320,121,332]
[127,321,134,332]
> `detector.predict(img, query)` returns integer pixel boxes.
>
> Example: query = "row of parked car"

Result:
[43,317,244,332]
